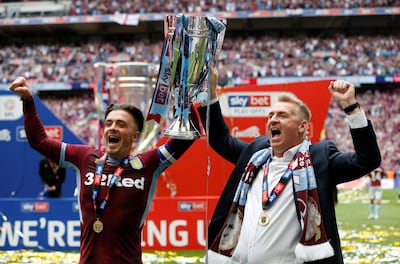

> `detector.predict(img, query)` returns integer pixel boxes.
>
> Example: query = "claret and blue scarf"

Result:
[208,138,334,262]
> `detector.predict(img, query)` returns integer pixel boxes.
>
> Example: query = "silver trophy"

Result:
[94,62,158,154]
[163,14,226,140]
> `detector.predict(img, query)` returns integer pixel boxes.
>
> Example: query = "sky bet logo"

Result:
[228,95,271,107]
[21,202,49,212]
[178,201,206,212]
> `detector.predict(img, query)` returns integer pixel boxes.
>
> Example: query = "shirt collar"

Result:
[272,143,302,162]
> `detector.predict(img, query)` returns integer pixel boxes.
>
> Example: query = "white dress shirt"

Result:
[206,106,368,264]
[231,145,302,264]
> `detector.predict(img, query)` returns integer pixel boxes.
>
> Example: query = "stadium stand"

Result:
[0,34,399,84]
[0,1,71,18]
[0,1,399,174]
[1,0,399,17]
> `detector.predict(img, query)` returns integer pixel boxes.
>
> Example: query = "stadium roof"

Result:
[0,8,399,36]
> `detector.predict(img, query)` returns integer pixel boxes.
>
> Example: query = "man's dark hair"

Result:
[104,104,144,133]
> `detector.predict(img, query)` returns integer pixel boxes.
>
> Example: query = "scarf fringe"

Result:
[295,241,334,262]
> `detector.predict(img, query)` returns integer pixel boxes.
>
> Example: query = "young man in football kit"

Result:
[10,76,196,264]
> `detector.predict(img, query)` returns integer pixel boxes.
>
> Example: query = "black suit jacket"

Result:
[199,102,381,264]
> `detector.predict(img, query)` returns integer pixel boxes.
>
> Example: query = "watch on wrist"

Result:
[343,101,360,114]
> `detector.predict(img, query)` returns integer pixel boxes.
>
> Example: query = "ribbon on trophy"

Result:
[196,16,227,107]
[146,15,178,126]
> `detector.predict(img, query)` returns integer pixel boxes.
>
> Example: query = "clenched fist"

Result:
[328,80,359,112]
[9,76,33,99]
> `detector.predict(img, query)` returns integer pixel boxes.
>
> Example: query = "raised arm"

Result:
[197,67,248,164]
[9,77,62,162]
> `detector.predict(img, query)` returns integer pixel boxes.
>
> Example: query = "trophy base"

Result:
[164,118,201,140]
[164,129,200,140]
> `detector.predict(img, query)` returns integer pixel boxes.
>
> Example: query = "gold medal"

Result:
[258,211,270,226]
[93,218,104,233]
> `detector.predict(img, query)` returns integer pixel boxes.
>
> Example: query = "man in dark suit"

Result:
[38,157,66,198]
[198,68,381,264]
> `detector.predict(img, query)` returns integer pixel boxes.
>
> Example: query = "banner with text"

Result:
[0,197,217,251]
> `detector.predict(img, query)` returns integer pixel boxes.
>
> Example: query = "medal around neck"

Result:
[258,211,270,226]
[93,218,104,233]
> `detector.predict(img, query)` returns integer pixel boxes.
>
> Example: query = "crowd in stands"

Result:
[2,31,399,174]
[38,84,400,175]
[68,0,400,15]
[218,34,399,81]
[1,0,399,18]
[1,33,399,85]
[1,0,399,176]
[324,87,400,175]
[40,93,98,147]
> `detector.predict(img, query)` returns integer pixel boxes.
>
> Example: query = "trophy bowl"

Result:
[164,14,226,140]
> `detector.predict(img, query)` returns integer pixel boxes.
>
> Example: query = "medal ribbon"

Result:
[93,154,129,219]
[261,157,296,210]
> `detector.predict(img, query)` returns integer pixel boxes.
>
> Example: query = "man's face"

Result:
[103,110,140,159]
[266,101,308,157]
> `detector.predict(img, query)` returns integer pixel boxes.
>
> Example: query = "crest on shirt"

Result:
[130,156,143,169]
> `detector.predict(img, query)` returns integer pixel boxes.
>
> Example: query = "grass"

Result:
[143,250,205,264]
[335,188,400,263]
[336,188,400,246]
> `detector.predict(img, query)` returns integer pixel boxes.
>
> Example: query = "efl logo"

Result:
[44,126,63,140]
[0,95,23,120]
[228,95,271,107]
